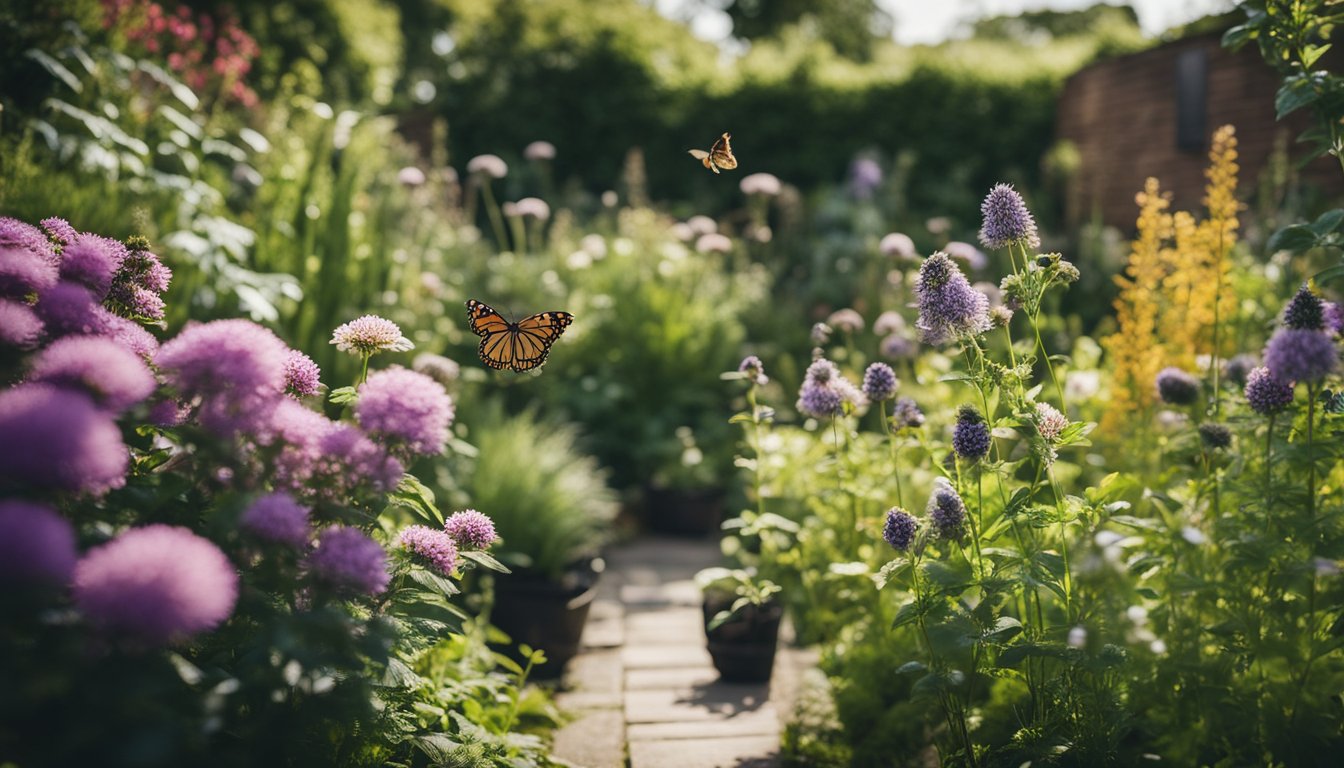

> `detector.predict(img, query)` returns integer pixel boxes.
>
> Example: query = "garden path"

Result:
[551,535,815,768]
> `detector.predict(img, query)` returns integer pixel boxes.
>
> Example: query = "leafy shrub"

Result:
[451,401,618,581]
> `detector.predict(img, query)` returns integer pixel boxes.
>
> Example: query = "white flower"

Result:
[330,315,414,356]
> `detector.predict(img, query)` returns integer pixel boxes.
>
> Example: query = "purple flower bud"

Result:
[952,405,991,461]
[1156,367,1200,406]
[1244,366,1294,415]
[882,507,918,551]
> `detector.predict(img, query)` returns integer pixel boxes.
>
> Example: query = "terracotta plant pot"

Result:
[490,559,600,679]
[702,594,783,683]
[644,484,726,537]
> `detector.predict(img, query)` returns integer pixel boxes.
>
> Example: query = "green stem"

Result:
[1307,383,1318,518]
[479,181,509,251]
[1047,466,1073,623]
[881,400,904,509]
[1032,309,1067,410]
[359,353,371,386]
[1265,415,1275,496]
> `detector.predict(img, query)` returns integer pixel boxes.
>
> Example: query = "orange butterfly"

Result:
[688,132,737,174]
[466,299,574,373]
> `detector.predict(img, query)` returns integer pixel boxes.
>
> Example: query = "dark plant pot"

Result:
[702,594,783,683]
[644,484,726,537]
[491,560,600,679]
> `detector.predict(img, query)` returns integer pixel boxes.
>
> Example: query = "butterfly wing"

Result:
[710,132,737,171]
[509,311,574,373]
[688,148,718,173]
[466,299,515,370]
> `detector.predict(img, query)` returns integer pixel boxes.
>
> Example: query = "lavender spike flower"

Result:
[978,183,1041,251]
[915,252,991,345]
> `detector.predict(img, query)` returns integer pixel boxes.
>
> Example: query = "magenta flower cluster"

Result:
[356,367,454,456]
[444,509,498,550]
[399,525,459,575]
[308,526,391,596]
[73,524,238,645]
[241,492,311,548]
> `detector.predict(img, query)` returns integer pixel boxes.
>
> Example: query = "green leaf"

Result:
[872,558,910,589]
[1221,22,1256,49]
[460,549,511,573]
[1310,208,1344,236]
[982,616,1024,644]
[24,49,81,93]
[1276,74,1321,119]
[998,642,1067,668]
[1303,43,1332,69]
[1314,263,1344,285]
[1110,514,1161,531]
[891,597,923,629]
[895,660,927,676]
[328,386,358,405]
[408,566,461,597]
[390,475,443,525]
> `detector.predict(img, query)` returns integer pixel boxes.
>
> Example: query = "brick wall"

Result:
[1056,32,1343,231]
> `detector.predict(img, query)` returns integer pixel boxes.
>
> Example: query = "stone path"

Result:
[551,535,815,768]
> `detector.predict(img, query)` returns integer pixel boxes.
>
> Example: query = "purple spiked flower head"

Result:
[73,524,238,645]
[399,525,459,575]
[0,299,43,348]
[355,366,454,456]
[1264,328,1338,383]
[240,492,311,548]
[28,336,156,414]
[0,217,57,265]
[1283,284,1325,331]
[35,281,110,337]
[952,404,991,461]
[1198,422,1232,450]
[40,218,77,245]
[880,333,917,361]
[103,314,160,359]
[796,358,864,419]
[0,500,77,586]
[1324,302,1344,336]
[915,252,991,345]
[1,244,59,298]
[106,240,171,321]
[891,397,925,430]
[862,362,898,402]
[882,507,918,552]
[1244,366,1294,415]
[1156,367,1200,405]
[156,319,289,436]
[979,183,1041,251]
[59,234,126,299]
[308,525,390,596]
[927,479,967,540]
[283,349,322,397]
[444,509,498,550]
[0,384,128,495]
[317,424,405,493]
[738,355,768,386]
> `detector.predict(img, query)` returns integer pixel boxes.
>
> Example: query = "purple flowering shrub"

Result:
[715,178,1344,765]
[0,218,537,766]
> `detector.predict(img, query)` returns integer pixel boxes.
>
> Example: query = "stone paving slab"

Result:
[551,708,625,768]
[625,685,772,723]
[626,706,780,739]
[622,643,712,669]
[624,607,704,644]
[624,665,719,690]
[554,534,813,768]
[628,735,780,768]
